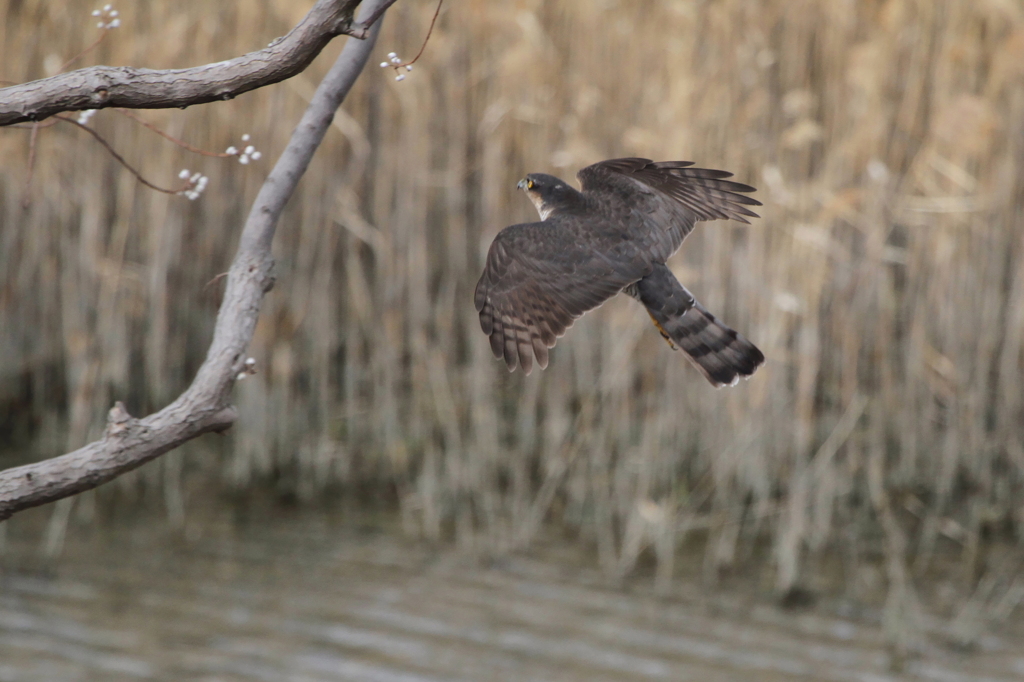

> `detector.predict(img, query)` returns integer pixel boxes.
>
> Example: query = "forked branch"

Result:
[0,0,390,521]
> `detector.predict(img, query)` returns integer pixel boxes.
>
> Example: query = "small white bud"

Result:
[108,18,120,28]
[245,357,256,367]
[244,145,255,154]
[387,52,397,58]
[110,9,118,16]
[236,372,247,381]
[391,56,401,64]
[178,169,190,179]
[380,62,389,68]
[867,159,889,183]
[103,4,112,11]
[241,133,251,142]
[97,21,105,27]
[250,151,261,161]
[225,146,237,155]
[239,155,250,165]
[190,172,202,183]
[92,9,101,16]
[395,74,405,81]
[405,65,413,72]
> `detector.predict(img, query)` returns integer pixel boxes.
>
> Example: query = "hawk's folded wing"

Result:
[474,220,650,374]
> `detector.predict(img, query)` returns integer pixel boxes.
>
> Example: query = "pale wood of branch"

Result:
[0,0,387,127]
[0,0,388,521]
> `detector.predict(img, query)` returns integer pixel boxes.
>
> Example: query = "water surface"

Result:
[1,508,1022,681]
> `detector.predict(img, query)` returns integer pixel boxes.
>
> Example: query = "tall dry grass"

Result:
[2,0,1024,633]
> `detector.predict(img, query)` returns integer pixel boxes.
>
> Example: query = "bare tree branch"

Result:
[0,0,390,521]
[348,0,401,39]
[0,0,386,127]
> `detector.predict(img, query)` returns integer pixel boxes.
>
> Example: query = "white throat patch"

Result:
[527,192,553,220]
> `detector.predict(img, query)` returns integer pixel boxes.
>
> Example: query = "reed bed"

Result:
[2,0,1023,643]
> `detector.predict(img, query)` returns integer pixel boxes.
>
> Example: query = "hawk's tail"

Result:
[635,264,764,387]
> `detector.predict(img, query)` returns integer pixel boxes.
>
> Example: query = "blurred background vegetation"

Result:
[2,0,1023,641]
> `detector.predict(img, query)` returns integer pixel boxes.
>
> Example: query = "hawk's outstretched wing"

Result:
[577,158,761,261]
[474,219,650,375]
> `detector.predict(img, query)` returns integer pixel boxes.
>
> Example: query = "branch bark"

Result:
[0,0,390,521]
[0,0,392,127]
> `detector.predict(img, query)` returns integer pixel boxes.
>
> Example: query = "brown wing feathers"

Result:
[478,291,560,375]
[474,225,643,374]
[579,158,761,224]
[648,165,761,224]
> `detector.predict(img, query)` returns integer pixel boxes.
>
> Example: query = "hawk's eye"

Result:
[527,179,535,190]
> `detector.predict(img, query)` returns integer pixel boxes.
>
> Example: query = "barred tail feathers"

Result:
[635,264,763,387]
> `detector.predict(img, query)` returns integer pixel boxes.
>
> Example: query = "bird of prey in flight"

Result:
[473,158,764,387]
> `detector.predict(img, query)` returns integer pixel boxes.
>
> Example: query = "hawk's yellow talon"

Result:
[648,312,677,350]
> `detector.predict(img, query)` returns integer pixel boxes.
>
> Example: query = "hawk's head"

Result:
[517,173,581,220]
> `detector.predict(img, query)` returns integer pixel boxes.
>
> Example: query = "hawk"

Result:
[473,158,765,387]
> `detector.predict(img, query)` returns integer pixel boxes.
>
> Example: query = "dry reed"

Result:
[2,0,1024,641]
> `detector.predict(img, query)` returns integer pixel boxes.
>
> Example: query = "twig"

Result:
[380,0,442,80]
[16,22,110,207]
[204,272,229,290]
[115,109,236,157]
[58,31,108,74]
[403,0,444,66]
[54,114,187,194]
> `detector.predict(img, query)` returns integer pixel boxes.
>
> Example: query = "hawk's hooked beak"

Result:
[517,179,528,191]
